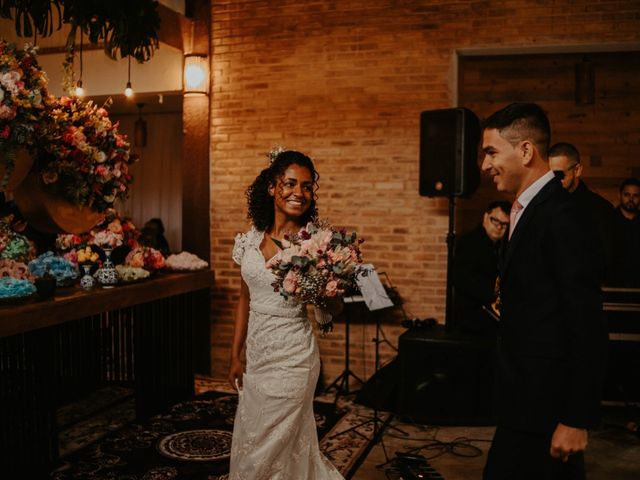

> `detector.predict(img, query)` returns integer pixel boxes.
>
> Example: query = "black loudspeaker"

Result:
[397,325,495,425]
[419,107,481,197]
[355,357,398,411]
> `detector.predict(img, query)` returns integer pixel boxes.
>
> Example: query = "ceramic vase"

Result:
[95,249,118,288]
[79,264,96,291]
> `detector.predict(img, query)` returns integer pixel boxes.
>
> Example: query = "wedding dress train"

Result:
[229,227,343,480]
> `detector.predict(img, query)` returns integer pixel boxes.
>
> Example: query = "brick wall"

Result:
[208,0,640,382]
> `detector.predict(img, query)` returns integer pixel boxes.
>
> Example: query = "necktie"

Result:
[509,200,523,240]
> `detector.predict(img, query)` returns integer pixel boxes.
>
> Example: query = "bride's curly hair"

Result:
[247,150,319,232]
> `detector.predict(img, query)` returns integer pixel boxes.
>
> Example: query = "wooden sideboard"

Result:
[0,270,214,475]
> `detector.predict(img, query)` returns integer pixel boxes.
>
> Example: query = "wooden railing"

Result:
[0,270,214,476]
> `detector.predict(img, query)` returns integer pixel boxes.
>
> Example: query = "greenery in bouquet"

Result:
[0,40,50,187]
[0,219,33,262]
[28,251,78,287]
[124,246,165,271]
[33,96,137,212]
[266,220,364,309]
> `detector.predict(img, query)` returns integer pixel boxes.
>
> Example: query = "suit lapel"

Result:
[500,178,561,278]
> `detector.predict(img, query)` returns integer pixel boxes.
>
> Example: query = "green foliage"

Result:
[0,0,160,63]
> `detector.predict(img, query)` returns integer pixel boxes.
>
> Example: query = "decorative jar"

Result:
[79,264,96,291]
[95,249,118,288]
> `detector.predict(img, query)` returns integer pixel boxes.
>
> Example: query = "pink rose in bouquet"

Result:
[266,220,364,331]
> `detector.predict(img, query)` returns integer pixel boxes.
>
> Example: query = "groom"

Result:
[480,103,607,480]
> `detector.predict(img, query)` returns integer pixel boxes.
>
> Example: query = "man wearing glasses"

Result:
[548,143,615,283]
[452,200,511,336]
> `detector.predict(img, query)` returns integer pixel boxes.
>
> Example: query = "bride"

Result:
[228,150,344,479]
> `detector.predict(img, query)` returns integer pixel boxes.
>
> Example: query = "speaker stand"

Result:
[327,307,408,461]
[445,195,456,332]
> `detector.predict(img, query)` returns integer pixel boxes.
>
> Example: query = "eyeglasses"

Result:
[489,216,509,229]
[552,163,579,177]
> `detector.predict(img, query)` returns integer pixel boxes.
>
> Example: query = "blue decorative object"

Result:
[0,277,36,298]
[28,251,79,287]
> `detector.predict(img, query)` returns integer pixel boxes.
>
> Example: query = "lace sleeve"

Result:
[232,232,248,265]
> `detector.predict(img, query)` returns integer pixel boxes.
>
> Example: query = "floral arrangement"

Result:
[0,220,33,262]
[63,245,101,267]
[124,246,165,270]
[164,251,208,271]
[0,258,34,281]
[55,233,84,252]
[266,220,364,331]
[0,277,36,298]
[28,251,78,286]
[87,210,139,249]
[115,265,150,283]
[0,40,49,187]
[33,96,136,212]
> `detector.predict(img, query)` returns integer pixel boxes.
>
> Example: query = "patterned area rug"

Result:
[51,378,378,479]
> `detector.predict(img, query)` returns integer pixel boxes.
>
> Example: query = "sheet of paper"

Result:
[355,264,394,311]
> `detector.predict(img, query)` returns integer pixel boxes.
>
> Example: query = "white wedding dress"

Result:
[229,227,344,480]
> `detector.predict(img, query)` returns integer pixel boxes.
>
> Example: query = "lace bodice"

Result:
[233,227,306,317]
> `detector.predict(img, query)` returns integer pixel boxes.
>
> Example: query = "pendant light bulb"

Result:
[124,81,133,98]
[74,80,85,97]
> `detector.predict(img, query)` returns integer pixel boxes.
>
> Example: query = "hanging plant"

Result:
[0,0,160,63]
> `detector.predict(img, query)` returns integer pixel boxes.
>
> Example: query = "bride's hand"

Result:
[228,358,244,391]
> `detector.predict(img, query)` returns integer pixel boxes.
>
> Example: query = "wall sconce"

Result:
[183,54,209,95]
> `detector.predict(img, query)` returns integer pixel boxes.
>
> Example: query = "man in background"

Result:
[548,142,615,282]
[612,177,640,287]
[452,200,511,336]
[481,102,607,480]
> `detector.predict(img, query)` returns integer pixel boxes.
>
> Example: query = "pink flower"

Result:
[125,250,145,268]
[0,104,16,120]
[95,165,109,177]
[63,250,78,266]
[325,279,339,297]
[283,270,298,294]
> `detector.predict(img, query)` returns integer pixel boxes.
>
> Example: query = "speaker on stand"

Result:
[419,108,481,331]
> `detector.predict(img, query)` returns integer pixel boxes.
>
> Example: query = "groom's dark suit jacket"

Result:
[496,176,607,434]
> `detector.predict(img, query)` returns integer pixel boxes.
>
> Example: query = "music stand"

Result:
[324,297,365,396]
[327,267,408,461]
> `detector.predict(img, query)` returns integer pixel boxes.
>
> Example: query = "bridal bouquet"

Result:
[266,220,364,333]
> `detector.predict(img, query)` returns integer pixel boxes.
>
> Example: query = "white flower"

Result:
[0,71,21,95]
[94,151,107,163]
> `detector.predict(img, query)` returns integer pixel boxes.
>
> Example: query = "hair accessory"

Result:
[267,145,286,164]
